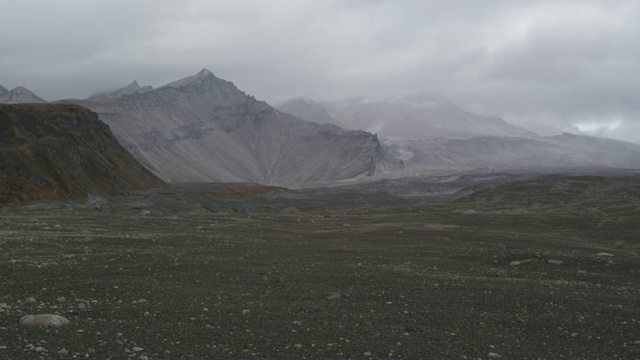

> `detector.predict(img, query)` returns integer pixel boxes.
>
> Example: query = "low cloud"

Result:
[1,0,639,142]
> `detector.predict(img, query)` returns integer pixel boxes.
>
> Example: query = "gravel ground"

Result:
[0,177,639,359]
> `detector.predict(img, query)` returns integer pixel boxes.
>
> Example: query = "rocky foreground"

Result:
[0,175,639,358]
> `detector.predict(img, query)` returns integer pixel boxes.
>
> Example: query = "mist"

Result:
[1,0,639,142]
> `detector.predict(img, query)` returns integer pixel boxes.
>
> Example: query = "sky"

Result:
[1,0,639,142]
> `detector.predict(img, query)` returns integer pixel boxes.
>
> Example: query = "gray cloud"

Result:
[1,0,639,142]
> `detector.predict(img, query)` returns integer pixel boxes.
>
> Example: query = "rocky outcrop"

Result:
[63,69,403,185]
[0,104,164,204]
[0,85,46,104]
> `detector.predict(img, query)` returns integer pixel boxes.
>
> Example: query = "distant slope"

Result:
[290,94,535,140]
[88,80,153,99]
[278,98,343,127]
[0,85,46,104]
[384,134,640,170]
[63,69,403,185]
[0,104,164,204]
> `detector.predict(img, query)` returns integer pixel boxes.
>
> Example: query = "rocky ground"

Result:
[1,174,640,359]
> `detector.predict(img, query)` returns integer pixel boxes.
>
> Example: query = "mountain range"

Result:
[278,96,640,172]
[59,69,403,185]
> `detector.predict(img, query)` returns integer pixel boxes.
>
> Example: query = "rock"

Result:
[242,309,250,315]
[0,345,7,350]
[325,292,341,300]
[364,351,372,357]
[19,314,71,328]
[547,259,564,265]
[56,296,66,303]
[633,340,640,345]
[133,347,143,352]
[139,356,149,360]
[293,344,302,348]
[597,252,614,257]
[25,297,36,304]
[463,210,476,215]
[488,352,501,358]
[496,269,508,278]
[58,348,69,355]
[34,347,45,353]
[78,303,87,310]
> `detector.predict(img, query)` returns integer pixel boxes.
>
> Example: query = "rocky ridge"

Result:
[63,69,403,185]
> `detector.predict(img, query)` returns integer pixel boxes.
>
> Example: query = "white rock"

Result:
[56,297,66,303]
[25,297,36,304]
[488,352,501,358]
[34,347,45,353]
[133,346,143,352]
[242,309,250,315]
[364,351,372,356]
[597,252,614,257]
[58,348,69,355]
[20,314,71,328]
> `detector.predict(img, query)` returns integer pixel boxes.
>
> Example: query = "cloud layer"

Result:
[1,0,639,142]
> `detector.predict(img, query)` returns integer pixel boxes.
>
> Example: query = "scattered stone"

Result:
[133,347,143,352]
[633,340,640,345]
[25,297,36,304]
[242,309,250,315]
[325,292,341,300]
[56,297,66,303]
[78,303,87,311]
[34,347,45,353]
[139,356,149,360]
[364,351,372,356]
[0,346,6,350]
[597,252,614,257]
[488,352,501,358]
[293,344,302,348]
[58,348,69,355]
[547,259,564,265]
[19,314,71,328]
[496,270,508,278]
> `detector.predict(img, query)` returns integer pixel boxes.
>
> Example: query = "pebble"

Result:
[325,293,341,300]
[488,352,501,358]
[133,347,143,352]
[0,346,6,350]
[139,356,149,360]
[242,309,250,315]
[364,351,372,356]
[547,259,564,265]
[597,252,614,257]
[34,347,45,353]
[293,344,302,348]
[78,303,87,310]
[56,297,66,303]
[20,314,71,328]
[58,348,69,355]
[633,340,640,345]
[25,297,36,304]
[496,270,508,278]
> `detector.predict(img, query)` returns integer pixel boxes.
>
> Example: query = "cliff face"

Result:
[0,104,164,204]
[64,69,403,185]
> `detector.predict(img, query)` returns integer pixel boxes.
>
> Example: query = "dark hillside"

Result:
[0,103,164,203]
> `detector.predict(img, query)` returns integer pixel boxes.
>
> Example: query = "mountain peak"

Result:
[196,68,214,78]
[159,68,226,91]
[0,86,46,104]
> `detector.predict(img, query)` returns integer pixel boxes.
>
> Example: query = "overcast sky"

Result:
[1,0,639,142]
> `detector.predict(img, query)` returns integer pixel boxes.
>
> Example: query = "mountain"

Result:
[284,94,535,140]
[62,69,403,185]
[89,80,153,99]
[0,85,46,104]
[277,98,343,127]
[383,134,640,170]
[0,103,164,204]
